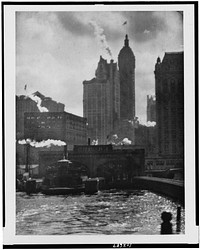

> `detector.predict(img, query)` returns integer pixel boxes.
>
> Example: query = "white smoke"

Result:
[108,135,131,146]
[128,120,134,126]
[89,20,113,58]
[146,121,156,127]
[137,118,156,127]
[121,138,132,145]
[29,94,49,112]
[91,139,98,145]
[112,134,118,139]
[18,139,66,148]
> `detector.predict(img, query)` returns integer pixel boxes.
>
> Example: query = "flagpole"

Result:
[123,21,128,36]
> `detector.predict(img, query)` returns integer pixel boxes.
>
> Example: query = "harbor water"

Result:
[16,190,185,235]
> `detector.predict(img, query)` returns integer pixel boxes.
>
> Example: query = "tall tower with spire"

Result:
[118,34,136,120]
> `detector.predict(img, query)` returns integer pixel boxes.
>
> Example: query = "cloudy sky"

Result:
[16,10,183,122]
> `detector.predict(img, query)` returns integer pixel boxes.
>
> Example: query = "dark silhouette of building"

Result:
[83,34,136,145]
[16,92,65,139]
[118,34,136,120]
[83,56,120,144]
[147,95,156,122]
[154,52,184,157]
[24,111,87,145]
[39,144,145,179]
[135,121,157,156]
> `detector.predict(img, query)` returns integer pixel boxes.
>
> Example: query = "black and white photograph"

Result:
[2,1,198,247]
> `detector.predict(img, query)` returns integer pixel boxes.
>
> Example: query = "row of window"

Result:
[26,116,63,120]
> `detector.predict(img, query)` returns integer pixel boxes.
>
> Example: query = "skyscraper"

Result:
[147,95,156,122]
[118,34,136,120]
[154,52,184,157]
[83,56,120,144]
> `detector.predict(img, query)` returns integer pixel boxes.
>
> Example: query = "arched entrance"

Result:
[97,160,129,185]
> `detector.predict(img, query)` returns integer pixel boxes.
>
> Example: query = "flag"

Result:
[123,21,127,25]
[24,84,27,90]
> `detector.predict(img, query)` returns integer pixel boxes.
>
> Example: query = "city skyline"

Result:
[16,11,183,123]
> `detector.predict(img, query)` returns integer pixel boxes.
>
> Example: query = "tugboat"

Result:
[41,156,86,195]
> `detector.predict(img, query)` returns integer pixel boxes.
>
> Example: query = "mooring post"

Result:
[160,211,173,234]
[176,206,181,233]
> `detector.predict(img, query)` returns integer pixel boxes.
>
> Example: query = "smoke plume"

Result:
[18,139,66,148]
[91,139,98,145]
[29,93,49,112]
[89,20,113,58]
[121,138,132,145]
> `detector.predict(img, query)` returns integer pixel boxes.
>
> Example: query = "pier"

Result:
[132,176,184,204]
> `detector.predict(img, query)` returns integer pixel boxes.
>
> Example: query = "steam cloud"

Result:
[108,135,132,146]
[91,139,98,145]
[29,93,49,112]
[89,20,113,58]
[121,138,132,145]
[139,120,156,127]
[18,139,66,148]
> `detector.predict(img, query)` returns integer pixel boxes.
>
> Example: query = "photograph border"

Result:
[1,1,199,248]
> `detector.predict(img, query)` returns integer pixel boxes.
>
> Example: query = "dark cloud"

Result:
[56,12,92,37]
[122,11,168,43]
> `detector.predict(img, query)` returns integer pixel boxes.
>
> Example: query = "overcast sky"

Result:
[16,10,183,122]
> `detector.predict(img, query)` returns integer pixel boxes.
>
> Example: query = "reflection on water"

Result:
[16,190,185,235]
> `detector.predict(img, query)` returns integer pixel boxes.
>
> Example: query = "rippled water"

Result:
[16,190,185,235]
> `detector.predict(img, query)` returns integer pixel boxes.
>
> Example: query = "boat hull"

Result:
[41,187,85,195]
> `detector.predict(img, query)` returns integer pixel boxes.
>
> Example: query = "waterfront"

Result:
[16,190,185,235]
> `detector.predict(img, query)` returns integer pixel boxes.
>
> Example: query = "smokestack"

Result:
[88,138,91,146]
[26,143,30,173]
[64,145,68,159]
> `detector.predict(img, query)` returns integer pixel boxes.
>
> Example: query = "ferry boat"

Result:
[41,157,86,195]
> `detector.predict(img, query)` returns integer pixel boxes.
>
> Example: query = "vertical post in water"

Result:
[64,144,68,159]
[176,206,181,233]
[26,143,30,174]
[160,211,173,234]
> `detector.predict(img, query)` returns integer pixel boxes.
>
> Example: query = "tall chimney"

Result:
[64,145,67,159]
[25,143,30,173]
[88,138,91,146]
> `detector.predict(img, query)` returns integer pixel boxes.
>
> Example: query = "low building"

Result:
[16,92,65,139]
[39,145,145,179]
[24,111,87,145]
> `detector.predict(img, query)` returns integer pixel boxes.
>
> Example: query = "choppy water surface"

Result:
[16,190,185,235]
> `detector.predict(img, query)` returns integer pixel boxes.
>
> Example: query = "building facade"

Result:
[135,123,157,156]
[83,56,120,144]
[154,52,184,157]
[83,35,136,145]
[16,92,65,139]
[39,145,145,178]
[24,112,87,145]
[147,95,156,122]
[118,34,136,120]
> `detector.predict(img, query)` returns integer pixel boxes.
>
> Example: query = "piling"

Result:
[26,179,36,195]
[25,143,30,173]
[64,144,68,159]
[176,206,181,233]
[160,211,173,234]
[85,178,98,194]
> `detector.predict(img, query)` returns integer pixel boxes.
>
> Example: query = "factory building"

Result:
[16,92,65,139]
[24,111,87,145]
